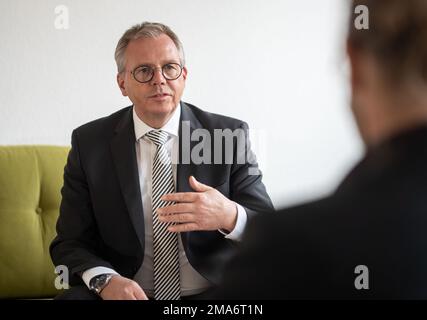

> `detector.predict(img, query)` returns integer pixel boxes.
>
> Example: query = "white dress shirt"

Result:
[82,105,247,297]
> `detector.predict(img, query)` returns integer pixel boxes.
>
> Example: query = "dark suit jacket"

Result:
[50,101,274,286]
[214,125,427,299]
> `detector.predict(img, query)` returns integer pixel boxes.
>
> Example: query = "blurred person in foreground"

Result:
[214,0,427,299]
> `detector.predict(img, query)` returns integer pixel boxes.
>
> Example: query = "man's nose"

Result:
[151,68,166,85]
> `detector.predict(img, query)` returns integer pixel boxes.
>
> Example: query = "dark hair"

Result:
[349,0,427,84]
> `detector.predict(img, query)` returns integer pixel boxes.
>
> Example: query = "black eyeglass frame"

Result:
[130,63,184,83]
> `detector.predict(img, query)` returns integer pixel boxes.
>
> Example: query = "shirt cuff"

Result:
[218,202,248,242]
[81,266,120,289]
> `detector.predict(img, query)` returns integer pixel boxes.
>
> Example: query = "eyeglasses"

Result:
[131,63,183,83]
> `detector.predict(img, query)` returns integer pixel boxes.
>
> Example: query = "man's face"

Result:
[117,34,187,127]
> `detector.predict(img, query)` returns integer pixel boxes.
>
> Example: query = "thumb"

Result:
[189,176,211,192]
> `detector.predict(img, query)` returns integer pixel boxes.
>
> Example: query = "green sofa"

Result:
[0,145,69,299]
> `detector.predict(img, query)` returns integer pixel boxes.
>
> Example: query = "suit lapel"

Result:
[177,102,227,189]
[110,108,145,251]
[177,102,201,247]
[177,101,202,193]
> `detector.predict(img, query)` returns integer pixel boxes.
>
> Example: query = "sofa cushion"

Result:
[0,145,69,299]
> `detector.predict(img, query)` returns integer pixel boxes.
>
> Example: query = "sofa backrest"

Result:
[0,145,70,299]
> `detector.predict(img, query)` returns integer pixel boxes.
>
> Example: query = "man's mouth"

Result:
[148,93,171,98]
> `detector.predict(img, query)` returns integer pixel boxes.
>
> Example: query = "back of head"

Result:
[349,0,427,87]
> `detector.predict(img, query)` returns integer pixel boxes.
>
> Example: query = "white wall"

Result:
[0,0,364,208]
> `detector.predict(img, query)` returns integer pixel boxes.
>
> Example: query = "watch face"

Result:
[96,276,106,286]
[90,274,111,293]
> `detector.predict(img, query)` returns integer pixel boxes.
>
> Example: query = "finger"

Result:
[189,175,212,192]
[157,203,193,215]
[159,213,195,224]
[168,223,200,233]
[161,192,199,203]
[133,287,149,300]
[127,294,137,300]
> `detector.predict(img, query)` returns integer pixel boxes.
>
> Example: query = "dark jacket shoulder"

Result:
[73,106,132,139]
[182,102,248,130]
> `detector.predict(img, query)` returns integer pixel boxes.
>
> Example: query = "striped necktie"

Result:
[145,130,180,300]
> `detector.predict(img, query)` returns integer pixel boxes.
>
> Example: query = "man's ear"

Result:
[117,73,128,96]
[182,66,188,80]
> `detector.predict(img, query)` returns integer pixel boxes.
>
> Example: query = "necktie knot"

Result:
[145,130,169,146]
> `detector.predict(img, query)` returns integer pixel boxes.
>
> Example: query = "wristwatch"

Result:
[89,273,114,295]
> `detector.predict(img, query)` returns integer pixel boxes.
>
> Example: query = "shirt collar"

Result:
[132,104,181,141]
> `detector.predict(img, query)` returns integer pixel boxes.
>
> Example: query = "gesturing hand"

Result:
[157,176,238,233]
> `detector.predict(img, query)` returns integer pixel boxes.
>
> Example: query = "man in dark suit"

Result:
[214,0,427,299]
[49,22,273,300]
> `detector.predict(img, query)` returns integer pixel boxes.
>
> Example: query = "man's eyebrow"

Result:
[134,60,181,67]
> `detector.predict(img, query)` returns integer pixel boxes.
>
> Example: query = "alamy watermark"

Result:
[54,5,69,30]
[162,121,267,176]
[354,264,369,290]
[354,5,369,30]
[54,265,69,290]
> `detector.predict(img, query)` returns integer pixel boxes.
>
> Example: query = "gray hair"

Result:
[114,22,185,73]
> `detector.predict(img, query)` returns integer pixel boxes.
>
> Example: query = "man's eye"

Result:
[135,66,151,74]
[139,67,151,73]
[165,64,177,70]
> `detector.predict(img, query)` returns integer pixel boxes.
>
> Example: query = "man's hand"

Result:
[100,275,149,300]
[157,176,238,233]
